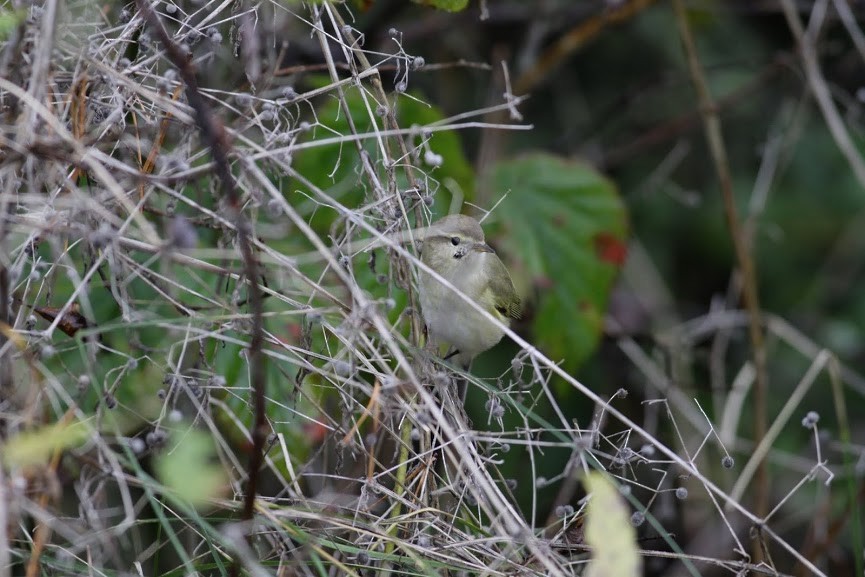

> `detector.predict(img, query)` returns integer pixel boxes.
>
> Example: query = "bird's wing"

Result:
[486,255,522,320]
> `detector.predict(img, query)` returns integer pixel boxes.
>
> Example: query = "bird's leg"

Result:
[456,359,471,403]
[443,348,461,362]
[439,348,470,402]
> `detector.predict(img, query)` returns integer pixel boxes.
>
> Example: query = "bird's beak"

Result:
[472,242,495,254]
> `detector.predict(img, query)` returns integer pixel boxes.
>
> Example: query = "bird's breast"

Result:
[418,261,507,359]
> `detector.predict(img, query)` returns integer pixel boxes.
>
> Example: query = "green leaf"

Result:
[291,83,474,233]
[410,0,469,11]
[491,154,627,369]
[154,426,228,509]
[583,471,642,577]
[0,9,25,40]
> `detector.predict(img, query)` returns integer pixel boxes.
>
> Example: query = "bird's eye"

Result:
[450,236,460,246]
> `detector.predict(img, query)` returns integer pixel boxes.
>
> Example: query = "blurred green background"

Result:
[6,1,865,575]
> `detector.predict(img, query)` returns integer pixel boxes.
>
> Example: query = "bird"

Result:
[417,214,520,370]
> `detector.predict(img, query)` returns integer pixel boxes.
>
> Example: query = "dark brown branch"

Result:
[671,0,770,561]
[134,1,267,573]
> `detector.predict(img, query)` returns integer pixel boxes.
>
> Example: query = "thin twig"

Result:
[134,2,267,574]
[671,0,771,552]
[779,0,865,190]
[514,0,658,95]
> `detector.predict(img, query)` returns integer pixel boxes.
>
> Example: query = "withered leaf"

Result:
[32,303,97,339]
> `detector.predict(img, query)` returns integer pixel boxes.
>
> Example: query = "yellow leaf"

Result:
[583,471,642,577]
[0,321,27,351]
[154,427,228,509]
[3,420,92,468]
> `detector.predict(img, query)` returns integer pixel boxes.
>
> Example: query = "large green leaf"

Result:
[290,81,474,233]
[491,154,627,369]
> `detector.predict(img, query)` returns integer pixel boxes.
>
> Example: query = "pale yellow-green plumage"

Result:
[418,214,520,368]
